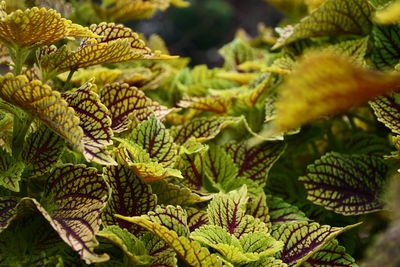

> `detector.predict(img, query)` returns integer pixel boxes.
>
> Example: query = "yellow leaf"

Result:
[93,0,170,22]
[0,5,97,49]
[170,0,190,7]
[274,51,400,132]
[375,0,400,24]
[0,73,84,150]
[39,23,174,79]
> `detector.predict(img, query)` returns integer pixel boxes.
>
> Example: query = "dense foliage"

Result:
[0,0,399,266]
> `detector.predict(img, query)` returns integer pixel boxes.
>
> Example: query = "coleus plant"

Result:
[0,0,399,266]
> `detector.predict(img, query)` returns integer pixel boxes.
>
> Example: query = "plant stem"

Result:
[62,69,76,92]
[12,115,32,160]
[11,48,29,76]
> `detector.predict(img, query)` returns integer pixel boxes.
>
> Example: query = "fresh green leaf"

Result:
[0,148,24,192]
[115,215,222,267]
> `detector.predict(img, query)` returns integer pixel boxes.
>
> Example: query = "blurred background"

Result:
[131,0,283,66]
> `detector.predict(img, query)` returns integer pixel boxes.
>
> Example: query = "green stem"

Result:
[12,115,32,160]
[61,69,76,92]
[11,48,30,76]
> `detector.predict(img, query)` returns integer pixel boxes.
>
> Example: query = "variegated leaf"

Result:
[266,195,309,226]
[115,142,182,181]
[63,82,115,165]
[191,225,282,265]
[0,6,96,49]
[219,38,256,70]
[0,148,24,191]
[99,82,172,132]
[39,23,171,77]
[102,165,156,235]
[22,124,64,177]
[97,225,153,265]
[187,208,209,232]
[273,0,374,49]
[224,141,285,185]
[170,116,242,145]
[130,115,177,168]
[324,37,369,65]
[93,0,170,22]
[370,93,400,134]
[151,180,212,206]
[140,232,177,267]
[243,257,287,267]
[271,221,360,266]
[304,239,357,267]
[178,95,232,114]
[0,74,84,151]
[246,192,271,226]
[31,164,109,264]
[175,152,205,192]
[141,205,189,237]
[208,186,270,238]
[274,52,400,132]
[299,152,387,215]
[204,144,238,186]
[116,215,222,267]
[0,196,18,232]
[371,25,400,69]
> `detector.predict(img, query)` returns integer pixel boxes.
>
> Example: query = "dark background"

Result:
[132,0,283,66]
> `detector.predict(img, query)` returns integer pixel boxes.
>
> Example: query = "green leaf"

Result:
[224,141,286,186]
[219,38,256,70]
[204,144,238,186]
[102,165,157,235]
[371,25,400,69]
[99,82,173,133]
[370,93,400,134]
[368,0,392,8]
[0,74,84,151]
[323,37,369,65]
[151,180,212,206]
[266,195,309,226]
[130,114,177,168]
[0,196,18,232]
[187,208,209,232]
[141,205,190,237]
[31,164,110,264]
[190,225,257,265]
[299,152,387,215]
[208,186,270,237]
[97,225,153,265]
[273,0,374,49]
[22,125,64,177]
[170,116,243,145]
[115,215,222,267]
[271,221,361,266]
[140,232,178,267]
[175,152,206,192]
[303,239,357,267]
[115,142,182,181]
[245,192,271,226]
[63,81,116,165]
[243,257,288,267]
[0,148,24,192]
[191,225,283,265]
